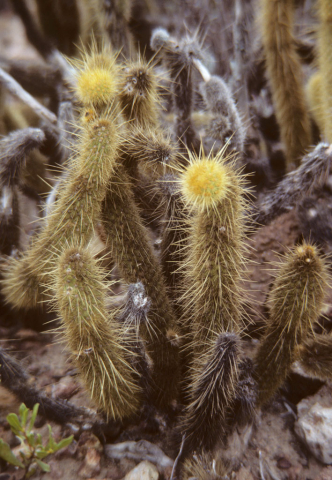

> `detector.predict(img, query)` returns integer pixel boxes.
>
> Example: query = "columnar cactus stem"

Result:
[255,243,328,406]
[56,246,141,420]
[317,0,332,142]
[261,0,312,170]
[2,111,120,309]
[179,150,248,350]
[102,164,180,409]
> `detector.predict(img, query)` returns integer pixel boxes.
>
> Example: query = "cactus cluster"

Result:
[1,0,332,478]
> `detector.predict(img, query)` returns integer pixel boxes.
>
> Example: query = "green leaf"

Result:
[28,403,39,433]
[35,448,48,460]
[54,435,74,451]
[0,439,24,468]
[19,403,29,428]
[19,403,27,416]
[26,465,37,478]
[26,432,35,447]
[6,413,22,433]
[45,424,56,451]
[36,433,43,446]
[35,458,51,472]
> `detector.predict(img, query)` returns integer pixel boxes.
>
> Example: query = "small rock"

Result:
[105,439,173,472]
[77,432,103,459]
[78,448,101,478]
[52,376,79,400]
[123,461,159,480]
[276,456,292,469]
[295,401,332,464]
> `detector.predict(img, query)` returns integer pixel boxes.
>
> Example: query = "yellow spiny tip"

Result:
[181,156,230,210]
[77,67,118,107]
[72,44,120,108]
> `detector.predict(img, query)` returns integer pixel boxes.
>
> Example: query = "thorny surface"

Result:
[1,210,332,480]
[1,2,332,480]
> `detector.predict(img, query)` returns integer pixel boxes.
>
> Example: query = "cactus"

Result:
[0,348,88,424]
[119,59,160,129]
[297,334,332,381]
[174,150,251,467]
[123,127,177,179]
[254,243,329,406]
[1,13,332,475]
[182,452,227,480]
[306,72,325,135]
[35,0,80,56]
[252,143,332,228]
[102,162,181,409]
[118,282,153,399]
[100,0,134,57]
[55,246,141,420]
[0,128,46,255]
[74,46,120,112]
[200,75,246,155]
[260,0,312,170]
[157,174,188,309]
[151,28,201,151]
[317,0,332,142]
[179,149,248,348]
[179,333,241,458]
[1,110,120,309]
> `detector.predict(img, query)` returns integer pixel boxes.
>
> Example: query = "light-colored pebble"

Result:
[123,460,159,480]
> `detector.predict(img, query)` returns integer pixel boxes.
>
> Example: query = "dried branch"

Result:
[0,67,57,126]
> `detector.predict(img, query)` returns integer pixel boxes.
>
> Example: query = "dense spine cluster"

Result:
[56,246,141,419]
[102,164,181,409]
[179,150,248,348]
[2,111,120,309]
[298,334,332,381]
[254,243,328,406]
[180,333,241,455]
[317,0,332,142]
[1,5,332,473]
[119,59,159,128]
[260,0,312,170]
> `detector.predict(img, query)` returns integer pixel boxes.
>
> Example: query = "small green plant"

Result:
[0,403,73,478]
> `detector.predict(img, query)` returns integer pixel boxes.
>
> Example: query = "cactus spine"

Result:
[102,164,180,408]
[297,334,332,381]
[182,453,227,480]
[317,0,332,142]
[255,243,328,406]
[1,46,122,309]
[119,59,159,129]
[56,246,141,419]
[175,151,248,464]
[179,150,248,349]
[74,46,120,112]
[180,333,241,456]
[2,111,120,309]
[260,0,312,170]
[306,72,325,135]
